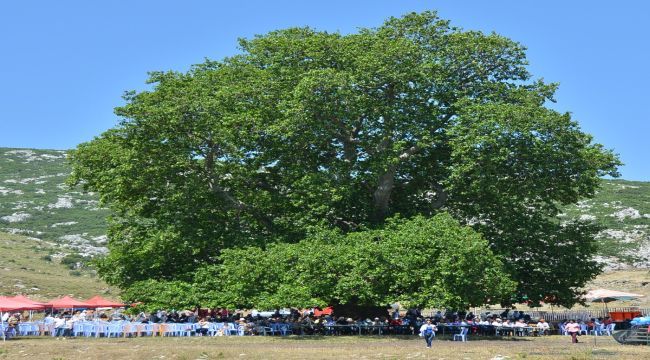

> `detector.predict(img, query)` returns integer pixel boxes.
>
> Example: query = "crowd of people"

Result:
[1,306,618,343]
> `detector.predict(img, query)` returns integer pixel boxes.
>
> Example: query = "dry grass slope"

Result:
[0,232,117,300]
[585,269,650,308]
[1,335,649,360]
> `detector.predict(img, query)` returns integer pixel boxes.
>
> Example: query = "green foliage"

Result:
[68,11,620,307]
[204,214,514,310]
[121,279,197,312]
[60,253,92,270]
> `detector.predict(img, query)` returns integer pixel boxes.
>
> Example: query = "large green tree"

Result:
[70,11,620,307]
[207,214,515,310]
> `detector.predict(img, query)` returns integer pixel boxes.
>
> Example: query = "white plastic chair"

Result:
[106,322,124,337]
[72,321,85,337]
[237,324,246,336]
[19,322,40,336]
[124,322,141,337]
[453,327,468,342]
[279,324,293,336]
[579,324,588,335]
[83,322,97,337]
[227,323,239,336]
[604,323,616,336]
[589,324,604,336]
[140,323,155,337]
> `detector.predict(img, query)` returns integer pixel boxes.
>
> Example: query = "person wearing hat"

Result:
[237,318,249,336]
[5,313,19,339]
[419,318,437,348]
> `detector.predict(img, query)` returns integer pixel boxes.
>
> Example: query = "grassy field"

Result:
[0,232,117,301]
[1,335,648,360]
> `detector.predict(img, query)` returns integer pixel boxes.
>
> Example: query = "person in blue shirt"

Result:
[419,318,437,348]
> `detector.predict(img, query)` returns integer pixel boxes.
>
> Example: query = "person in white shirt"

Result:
[501,319,514,336]
[54,315,66,337]
[536,318,550,335]
[64,316,75,337]
[513,318,528,336]
[419,319,437,348]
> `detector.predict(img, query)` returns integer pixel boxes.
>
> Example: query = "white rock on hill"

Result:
[0,212,32,223]
[48,196,74,209]
[610,207,642,221]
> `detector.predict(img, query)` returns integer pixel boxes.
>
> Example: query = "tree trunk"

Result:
[332,301,388,320]
[372,165,397,222]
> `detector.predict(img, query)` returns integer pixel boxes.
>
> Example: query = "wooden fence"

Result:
[427,307,649,322]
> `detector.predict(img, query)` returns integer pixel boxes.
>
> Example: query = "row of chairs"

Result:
[16,321,295,337]
[558,323,616,336]
[69,321,235,337]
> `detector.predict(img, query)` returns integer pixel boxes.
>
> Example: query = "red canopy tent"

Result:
[85,295,124,308]
[7,295,45,310]
[10,295,46,305]
[0,297,32,341]
[45,296,95,309]
[0,297,29,312]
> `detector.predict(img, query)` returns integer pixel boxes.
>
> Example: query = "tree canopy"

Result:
[69,11,620,308]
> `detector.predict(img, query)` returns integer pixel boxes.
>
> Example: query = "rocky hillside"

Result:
[1,147,649,268]
[0,148,108,257]
[562,180,650,268]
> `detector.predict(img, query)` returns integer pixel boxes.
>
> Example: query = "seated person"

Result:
[514,319,527,327]
[536,318,550,335]
[501,319,514,335]
[513,318,528,335]
[196,318,210,336]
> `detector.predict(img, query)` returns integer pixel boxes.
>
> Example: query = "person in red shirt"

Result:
[603,316,613,325]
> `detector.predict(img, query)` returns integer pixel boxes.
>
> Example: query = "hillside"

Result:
[563,180,650,268]
[0,232,116,300]
[0,148,109,256]
[0,147,649,269]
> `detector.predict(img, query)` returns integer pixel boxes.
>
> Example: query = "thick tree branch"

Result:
[203,145,275,231]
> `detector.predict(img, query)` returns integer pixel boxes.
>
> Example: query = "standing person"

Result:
[419,319,437,348]
[54,315,66,338]
[565,319,580,343]
[5,313,19,339]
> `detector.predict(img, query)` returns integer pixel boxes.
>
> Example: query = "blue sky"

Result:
[1,1,648,180]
